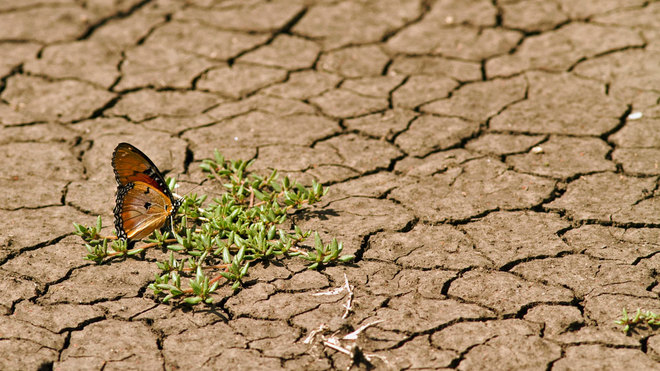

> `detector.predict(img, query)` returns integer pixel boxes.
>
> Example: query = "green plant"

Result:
[73,150,354,305]
[615,308,659,334]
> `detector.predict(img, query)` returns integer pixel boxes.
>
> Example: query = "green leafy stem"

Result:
[615,308,659,334]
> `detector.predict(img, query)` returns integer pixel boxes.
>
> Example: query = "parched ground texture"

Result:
[1,0,659,370]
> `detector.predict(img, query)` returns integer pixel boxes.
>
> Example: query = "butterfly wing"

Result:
[114,181,175,241]
[112,143,174,200]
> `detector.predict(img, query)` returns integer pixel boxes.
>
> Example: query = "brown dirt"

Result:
[1,0,659,370]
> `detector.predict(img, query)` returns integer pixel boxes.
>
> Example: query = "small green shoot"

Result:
[615,308,659,334]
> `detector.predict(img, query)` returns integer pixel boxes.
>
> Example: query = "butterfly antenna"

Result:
[173,183,204,208]
[172,182,203,200]
[172,183,210,222]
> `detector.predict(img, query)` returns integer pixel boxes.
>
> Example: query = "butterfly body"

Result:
[112,143,180,241]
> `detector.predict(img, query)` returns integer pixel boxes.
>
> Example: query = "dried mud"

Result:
[1,0,659,370]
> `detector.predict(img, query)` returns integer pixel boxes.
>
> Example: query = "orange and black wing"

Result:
[114,181,176,241]
[112,143,174,200]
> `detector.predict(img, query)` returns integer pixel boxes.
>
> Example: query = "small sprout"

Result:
[339,255,355,263]
[616,308,659,334]
[184,296,203,305]
[167,177,177,192]
[126,248,144,256]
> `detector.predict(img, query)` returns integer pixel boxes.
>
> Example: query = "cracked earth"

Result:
[1,0,660,370]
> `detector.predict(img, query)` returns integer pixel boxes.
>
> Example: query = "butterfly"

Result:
[112,143,181,241]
